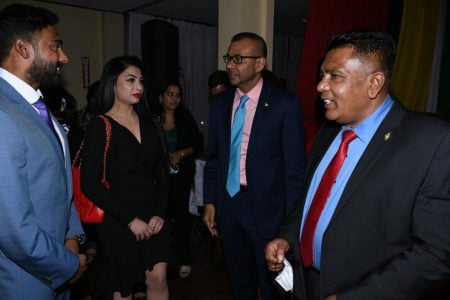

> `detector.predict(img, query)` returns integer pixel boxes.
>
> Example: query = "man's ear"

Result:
[255,57,266,73]
[14,39,33,59]
[368,72,385,99]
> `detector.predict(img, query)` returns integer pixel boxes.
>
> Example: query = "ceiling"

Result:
[36,0,308,38]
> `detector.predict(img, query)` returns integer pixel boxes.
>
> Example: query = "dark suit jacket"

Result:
[277,101,450,300]
[204,80,306,238]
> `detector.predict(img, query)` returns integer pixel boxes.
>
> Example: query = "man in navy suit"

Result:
[266,30,450,300]
[0,4,86,299]
[203,32,306,300]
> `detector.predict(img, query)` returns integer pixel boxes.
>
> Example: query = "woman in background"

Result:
[152,82,202,278]
[81,56,170,300]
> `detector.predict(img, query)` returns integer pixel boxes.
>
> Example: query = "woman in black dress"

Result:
[81,56,170,299]
[152,82,202,278]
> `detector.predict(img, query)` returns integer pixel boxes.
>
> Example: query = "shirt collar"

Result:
[235,77,264,104]
[343,95,394,143]
[0,67,42,105]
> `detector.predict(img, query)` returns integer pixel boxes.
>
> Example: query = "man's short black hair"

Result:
[0,4,59,63]
[326,30,396,83]
[231,32,267,58]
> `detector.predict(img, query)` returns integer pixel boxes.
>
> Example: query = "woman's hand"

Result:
[169,151,183,164]
[148,216,165,234]
[128,218,153,241]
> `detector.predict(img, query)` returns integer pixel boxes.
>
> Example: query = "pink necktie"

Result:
[300,130,357,267]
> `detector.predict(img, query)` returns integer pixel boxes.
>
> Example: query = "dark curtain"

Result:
[141,20,179,95]
[296,0,392,150]
[437,2,450,120]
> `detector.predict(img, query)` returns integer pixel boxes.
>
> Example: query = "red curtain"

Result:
[298,0,391,151]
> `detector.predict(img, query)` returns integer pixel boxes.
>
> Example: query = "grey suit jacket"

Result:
[0,77,84,299]
[277,101,450,300]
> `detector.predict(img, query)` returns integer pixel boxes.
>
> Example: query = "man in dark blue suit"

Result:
[203,32,306,300]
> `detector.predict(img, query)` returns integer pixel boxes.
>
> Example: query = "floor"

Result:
[70,216,450,300]
[166,215,233,300]
[70,216,234,300]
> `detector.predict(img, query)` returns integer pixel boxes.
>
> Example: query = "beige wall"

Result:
[0,1,124,107]
[218,0,274,70]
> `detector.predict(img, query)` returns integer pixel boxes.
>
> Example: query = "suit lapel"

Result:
[21,96,65,163]
[307,124,340,183]
[246,82,271,156]
[0,78,65,164]
[223,89,235,154]
[54,117,72,199]
[330,102,405,220]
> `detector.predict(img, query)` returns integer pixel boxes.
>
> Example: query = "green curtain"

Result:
[391,0,441,111]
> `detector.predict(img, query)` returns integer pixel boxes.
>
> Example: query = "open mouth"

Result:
[323,99,333,105]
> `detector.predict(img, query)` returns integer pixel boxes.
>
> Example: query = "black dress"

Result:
[80,114,171,297]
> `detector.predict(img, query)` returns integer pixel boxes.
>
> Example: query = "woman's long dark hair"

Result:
[89,56,150,116]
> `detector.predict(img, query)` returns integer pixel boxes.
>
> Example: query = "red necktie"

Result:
[300,130,357,267]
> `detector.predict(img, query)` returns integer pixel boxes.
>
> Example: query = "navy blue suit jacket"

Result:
[204,80,306,238]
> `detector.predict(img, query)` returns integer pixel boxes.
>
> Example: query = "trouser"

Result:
[220,189,280,300]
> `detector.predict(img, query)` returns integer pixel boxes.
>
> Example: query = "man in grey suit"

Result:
[266,30,450,300]
[0,4,86,299]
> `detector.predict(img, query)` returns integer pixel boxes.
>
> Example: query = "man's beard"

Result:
[29,52,62,88]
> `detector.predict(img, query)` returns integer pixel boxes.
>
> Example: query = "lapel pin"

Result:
[264,102,269,107]
[384,132,391,141]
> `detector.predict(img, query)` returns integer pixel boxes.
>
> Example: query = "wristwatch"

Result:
[66,234,83,244]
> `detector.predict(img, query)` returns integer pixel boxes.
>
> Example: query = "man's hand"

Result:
[203,204,218,236]
[68,254,87,284]
[265,238,290,272]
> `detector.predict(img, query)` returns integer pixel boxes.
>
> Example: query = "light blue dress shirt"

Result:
[300,95,394,270]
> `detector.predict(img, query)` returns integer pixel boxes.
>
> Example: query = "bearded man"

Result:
[0,4,86,299]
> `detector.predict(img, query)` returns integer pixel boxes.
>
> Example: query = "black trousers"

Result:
[219,190,280,300]
[168,172,193,265]
[304,267,320,300]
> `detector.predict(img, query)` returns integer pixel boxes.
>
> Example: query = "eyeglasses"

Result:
[223,55,260,64]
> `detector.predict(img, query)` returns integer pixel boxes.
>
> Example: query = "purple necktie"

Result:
[33,97,62,150]
[33,97,53,128]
